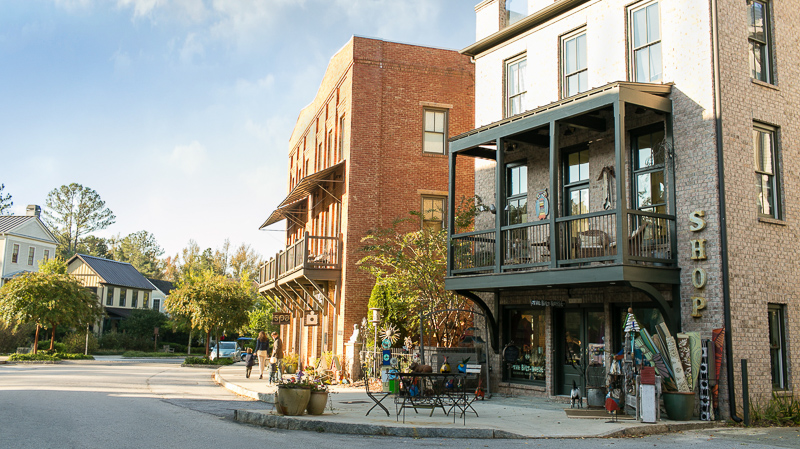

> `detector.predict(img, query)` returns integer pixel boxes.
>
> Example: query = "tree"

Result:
[77,235,111,259]
[230,243,262,281]
[165,271,253,357]
[119,309,168,338]
[39,257,67,275]
[0,272,103,353]
[247,301,275,336]
[44,183,116,258]
[0,184,12,215]
[109,231,165,279]
[358,213,471,348]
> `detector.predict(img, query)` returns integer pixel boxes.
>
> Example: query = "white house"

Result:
[0,205,58,286]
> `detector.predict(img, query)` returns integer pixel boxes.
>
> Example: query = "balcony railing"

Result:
[450,210,676,276]
[259,232,341,286]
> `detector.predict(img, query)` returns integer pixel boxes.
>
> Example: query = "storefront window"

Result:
[505,307,546,384]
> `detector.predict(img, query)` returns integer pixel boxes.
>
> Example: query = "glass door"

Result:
[557,308,605,396]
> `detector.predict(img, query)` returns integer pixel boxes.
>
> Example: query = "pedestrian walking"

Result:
[271,331,283,381]
[255,331,270,379]
[243,348,255,378]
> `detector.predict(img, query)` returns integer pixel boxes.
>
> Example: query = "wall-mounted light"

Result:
[477,204,497,214]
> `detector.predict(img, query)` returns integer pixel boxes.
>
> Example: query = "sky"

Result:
[0,0,477,261]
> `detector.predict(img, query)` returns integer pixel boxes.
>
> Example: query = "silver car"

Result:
[209,341,237,361]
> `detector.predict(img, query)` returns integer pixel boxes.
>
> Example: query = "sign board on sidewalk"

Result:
[272,312,291,326]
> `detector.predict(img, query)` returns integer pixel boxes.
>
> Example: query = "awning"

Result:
[105,307,133,319]
[259,160,346,229]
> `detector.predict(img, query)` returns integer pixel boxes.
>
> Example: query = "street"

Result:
[0,360,797,449]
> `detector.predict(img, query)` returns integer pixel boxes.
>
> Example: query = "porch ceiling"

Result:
[449,81,672,158]
[259,161,345,228]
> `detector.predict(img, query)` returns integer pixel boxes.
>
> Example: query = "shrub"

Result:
[184,356,234,366]
[9,353,59,362]
[54,353,94,360]
[122,351,183,358]
[62,332,98,354]
[36,341,68,353]
[0,321,34,353]
[97,331,150,351]
[750,392,800,426]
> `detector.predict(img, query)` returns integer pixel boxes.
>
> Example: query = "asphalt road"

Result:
[0,359,797,449]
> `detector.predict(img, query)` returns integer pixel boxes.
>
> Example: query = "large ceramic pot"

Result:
[277,387,311,416]
[662,391,696,421]
[587,387,607,407]
[284,365,297,375]
[306,391,329,415]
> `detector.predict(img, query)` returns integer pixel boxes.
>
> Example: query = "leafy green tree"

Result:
[109,231,165,279]
[165,270,253,357]
[119,309,168,338]
[230,243,262,281]
[247,301,275,336]
[0,184,12,215]
[77,235,110,259]
[366,283,412,347]
[44,183,115,259]
[38,257,67,275]
[0,272,103,353]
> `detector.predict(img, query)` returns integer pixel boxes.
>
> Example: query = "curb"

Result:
[601,420,727,437]
[234,409,527,439]
[215,369,275,403]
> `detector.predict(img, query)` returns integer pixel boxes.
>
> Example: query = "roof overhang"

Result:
[259,161,346,229]
[450,81,672,158]
[462,0,591,57]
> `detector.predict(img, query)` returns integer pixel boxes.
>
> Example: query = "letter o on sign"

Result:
[691,268,707,289]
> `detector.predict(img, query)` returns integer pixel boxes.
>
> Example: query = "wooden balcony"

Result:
[258,232,342,292]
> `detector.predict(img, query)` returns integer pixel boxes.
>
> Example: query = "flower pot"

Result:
[306,391,328,415]
[277,387,311,416]
[662,391,696,421]
[284,365,296,375]
[587,387,607,407]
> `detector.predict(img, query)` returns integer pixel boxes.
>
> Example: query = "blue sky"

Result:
[0,0,476,260]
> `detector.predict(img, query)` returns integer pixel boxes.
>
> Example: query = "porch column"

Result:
[494,137,505,273]
[548,120,559,268]
[447,150,457,273]
[613,100,630,262]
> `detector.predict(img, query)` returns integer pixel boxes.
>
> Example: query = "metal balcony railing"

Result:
[258,232,341,286]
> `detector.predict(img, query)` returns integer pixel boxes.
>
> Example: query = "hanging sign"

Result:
[304,310,319,326]
[272,313,291,325]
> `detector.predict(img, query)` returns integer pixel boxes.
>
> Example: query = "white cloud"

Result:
[116,0,208,23]
[169,141,207,174]
[180,32,205,63]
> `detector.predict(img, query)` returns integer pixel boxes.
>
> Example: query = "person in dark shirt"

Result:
[255,331,270,379]
[243,348,255,378]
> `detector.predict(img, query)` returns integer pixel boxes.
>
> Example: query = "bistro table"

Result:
[394,372,474,424]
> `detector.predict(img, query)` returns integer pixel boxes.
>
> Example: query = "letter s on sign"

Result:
[689,210,706,232]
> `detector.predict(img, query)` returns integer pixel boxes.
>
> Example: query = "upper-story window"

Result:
[11,244,19,263]
[338,115,346,159]
[630,2,662,83]
[43,249,50,261]
[747,0,773,83]
[633,126,666,214]
[564,147,589,216]
[327,130,335,165]
[422,196,447,231]
[506,55,527,117]
[131,290,138,308]
[423,108,447,154]
[506,163,528,225]
[562,30,588,98]
[119,288,127,307]
[27,247,35,265]
[106,288,113,306]
[754,123,780,218]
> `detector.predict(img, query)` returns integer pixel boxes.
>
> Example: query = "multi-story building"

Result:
[0,205,58,285]
[258,36,475,365]
[445,0,797,419]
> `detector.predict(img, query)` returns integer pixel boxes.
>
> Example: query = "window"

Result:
[748,0,772,83]
[11,244,19,263]
[504,307,546,384]
[152,299,161,312]
[630,2,662,83]
[506,164,528,225]
[43,249,50,261]
[506,56,527,116]
[423,109,447,154]
[422,196,446,231]
[768,304,788,390]
[106,288,114,306]
[27,247,35,265]
[633,126,666,213]
[327,130,334,164]
[562,30,588,97]
[119,288,126,307]
[131,290,138,308]
[143,291,149,309]
[564,147,589,216]
[338,115,345,159]
[754,124,780,218]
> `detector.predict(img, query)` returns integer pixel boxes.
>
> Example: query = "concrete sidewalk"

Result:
[215,363,723,439]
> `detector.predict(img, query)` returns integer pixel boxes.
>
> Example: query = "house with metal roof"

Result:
[147,278,174,314]
[0,205,58,286]
[67,253,156,333]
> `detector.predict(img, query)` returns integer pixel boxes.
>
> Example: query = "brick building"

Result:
[445,0,797,420]
[258,37,474,366]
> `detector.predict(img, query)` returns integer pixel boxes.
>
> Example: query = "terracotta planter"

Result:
[663,391,696,421]
[306,391,328,415]
[277,387,311,416]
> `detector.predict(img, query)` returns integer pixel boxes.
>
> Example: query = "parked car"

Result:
[235,337,254,361]
[209,341,238,361]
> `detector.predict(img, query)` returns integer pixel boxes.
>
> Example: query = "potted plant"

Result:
[306,381,329,415]
[283,353,299,374]
[276,373,313,416]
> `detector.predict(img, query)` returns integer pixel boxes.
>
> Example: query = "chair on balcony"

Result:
[578,230,613,259]
[608,222,651,257]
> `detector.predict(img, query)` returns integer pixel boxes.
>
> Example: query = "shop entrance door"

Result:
[556,308,605,396]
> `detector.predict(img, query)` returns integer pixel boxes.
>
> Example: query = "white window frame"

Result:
[754,123,780,219]
[562,28,588,98]
[421,196,447,231]
[629,1,662,83]
[11,244,19,263]
[422,108,448,154]
[505,54,527,117]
